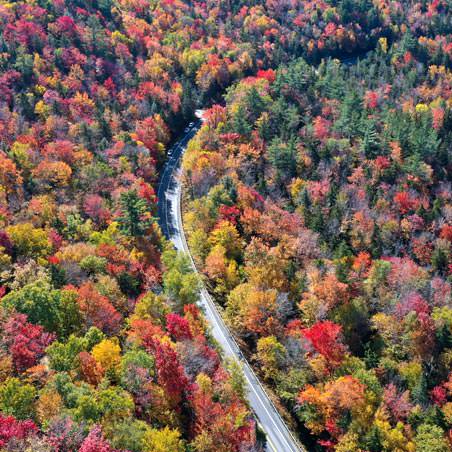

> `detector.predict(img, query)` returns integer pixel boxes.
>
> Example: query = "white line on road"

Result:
[158,123,304,452]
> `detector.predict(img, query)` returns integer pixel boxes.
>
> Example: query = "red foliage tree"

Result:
[394,191,419,214]
[411,311,436,359]
[352,251,372,275]
[432,107,445,130]
[166,313,193,341]
[129,318,164,346]
[440,224,452,242]
[83,194,111,225]
[395,292,430,318]
[0,230,13,255]
[0,414,37,447]
[374,155,391,171]
[3,313,55,372]
[76,283,122,334]
[147,338,189,407]
[412,237,434,265]
[431,385,447,406]
[191,377,255,450]
[138,181,157,205]
[48,229,63,251]
[78,426,112,452]
[4,19,46,50]
[301,321,346,366]
[204,105,227,129]
[135,117,157,152]
[55,16,77,35]
[313,116,331,140]
[256,69,276,83]
[42,140,76,165]
[218,205,241,225]
[382,384,413,422]
[364,90,379,109]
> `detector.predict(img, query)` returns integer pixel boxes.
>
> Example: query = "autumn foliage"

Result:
[181,6,452,449]
[0,0,451,450]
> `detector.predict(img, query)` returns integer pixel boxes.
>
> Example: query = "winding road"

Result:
[157,120,304,452]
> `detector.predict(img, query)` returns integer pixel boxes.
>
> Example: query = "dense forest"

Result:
[0,0,450,451]
[182,2,452,451]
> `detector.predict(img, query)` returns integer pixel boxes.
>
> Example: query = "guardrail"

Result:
[174,161,305,452]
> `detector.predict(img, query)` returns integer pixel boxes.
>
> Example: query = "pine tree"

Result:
[245,86,266,124]
[370,224,383,258]
[412,374,428,405]
[233,105,251,136]
[361,120,379,158]
[336,90,362,138]
[267,136,298,180]
[431,247,448,275]
[117,190,152,237]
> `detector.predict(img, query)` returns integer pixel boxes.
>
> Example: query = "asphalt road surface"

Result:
[157,121,304,452]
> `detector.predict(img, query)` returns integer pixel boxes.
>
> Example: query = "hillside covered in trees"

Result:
[182,2,452,452]
[0,0,451,451]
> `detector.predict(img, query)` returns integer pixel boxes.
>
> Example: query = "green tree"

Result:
[133,292,170,325]
[74,392,101,423]
[269,98,301,140]
[47,335,88,372]
[267,137,298,180]
[47,327,104,372]
[336,90,362,138]
[245,86,266,124]
[225,358,247,401]
[2,280,59,333]
[108,419,150,452]
[414,424,449,452]
[162,249,200,311]
[0,378,36,420]
[80,255,108,275]
[98,386,135,422]
[361,120,379,158]
[2,281,82,337]
[84,327,106,349]
[117,190,152,237]
[232,105,252,136]
[119,349,154,391]
[58,290,84,339]
[431,244,449,274]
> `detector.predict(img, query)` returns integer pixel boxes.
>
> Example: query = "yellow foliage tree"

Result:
[188,229,210,264]
[143,426,185,452]
[5,223,51,260]
[208,220,242,259]
[32,160,72,187]
[204,244,240,298]
[256,336,286,381]
[36,388,63,425]
[335,432,362,452]
[374,408,416,452]
[132,292,169,325]
[91,338,121,373]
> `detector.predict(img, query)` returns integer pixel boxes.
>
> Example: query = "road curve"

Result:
[157,121,305,452]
